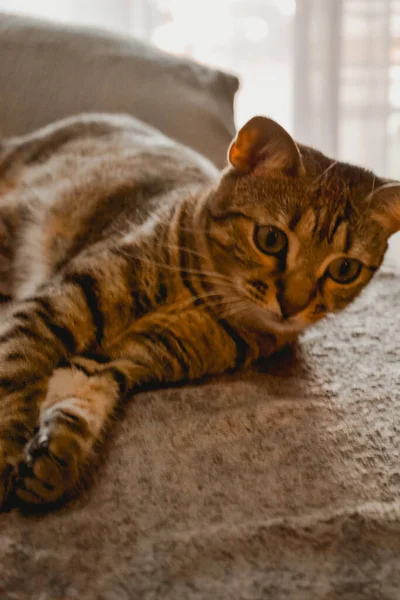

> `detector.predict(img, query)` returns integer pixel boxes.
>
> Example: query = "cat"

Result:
[0,112,398,508]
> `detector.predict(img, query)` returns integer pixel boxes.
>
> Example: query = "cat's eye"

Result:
[327,258,362,284]
[255,225,287,255]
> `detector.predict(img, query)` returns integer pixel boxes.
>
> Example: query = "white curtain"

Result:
[0,0,134,34]
[294,0,397,178]
[0,0,398,178]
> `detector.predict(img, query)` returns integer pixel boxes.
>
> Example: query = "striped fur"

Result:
[0,113,396,507]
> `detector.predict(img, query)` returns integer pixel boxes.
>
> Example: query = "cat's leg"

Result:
[0,290,98,506]
[16,312,257,504]
[0,378,49,505]
[16,361,119,504]
[0,247,140,507]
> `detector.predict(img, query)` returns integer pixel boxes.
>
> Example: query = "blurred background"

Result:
[0,0,399,180]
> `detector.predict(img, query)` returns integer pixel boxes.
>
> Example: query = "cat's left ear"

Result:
[228,116,304,176]
[372,182,400,235]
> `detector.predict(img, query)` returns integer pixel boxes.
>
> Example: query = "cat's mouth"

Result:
[216,281,317,334]
[230,302,307,335]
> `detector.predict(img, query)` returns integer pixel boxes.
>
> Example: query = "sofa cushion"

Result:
[0,12,239,167]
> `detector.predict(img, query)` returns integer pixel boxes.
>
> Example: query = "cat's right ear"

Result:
[228,116,304,176]
[372,182,400,235]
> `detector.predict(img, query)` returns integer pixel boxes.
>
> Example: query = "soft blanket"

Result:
[1,242,400,600]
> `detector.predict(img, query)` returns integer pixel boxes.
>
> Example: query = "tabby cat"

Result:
[0,113,398,508]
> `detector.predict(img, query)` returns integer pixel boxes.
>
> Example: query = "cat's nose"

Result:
[279,296,309,319]
[277,275,314,318]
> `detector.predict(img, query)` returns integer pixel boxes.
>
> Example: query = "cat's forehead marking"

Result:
[292,208,316,238]
[331,219,350,253]
[288,206,349,248]
[285,204,353,274]
[286,233,300,272]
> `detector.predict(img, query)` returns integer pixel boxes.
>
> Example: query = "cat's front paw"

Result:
[16,404,91,505]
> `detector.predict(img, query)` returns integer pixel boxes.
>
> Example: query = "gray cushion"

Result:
[0,12,239,167]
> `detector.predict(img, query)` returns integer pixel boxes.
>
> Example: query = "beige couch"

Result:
[1,13,400,600]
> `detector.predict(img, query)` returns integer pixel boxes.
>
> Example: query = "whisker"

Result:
[158,296,248,336]
[365,180,400,204]
[158,242,210,261]
[117,247,237,284]
[364,174,377,209]
[220,301,252,321]
[168,292,223,312]
[370,173,376,198]
[169,292,249,315]
[310,160,338,189]
[202,296,249,311]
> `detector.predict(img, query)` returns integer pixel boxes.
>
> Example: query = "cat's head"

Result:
[203,116,400,335]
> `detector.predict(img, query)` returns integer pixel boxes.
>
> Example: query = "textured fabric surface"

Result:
[0,12,238,168]
[1,250,399,599]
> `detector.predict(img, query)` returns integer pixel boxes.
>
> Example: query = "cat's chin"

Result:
[230,305,307,336]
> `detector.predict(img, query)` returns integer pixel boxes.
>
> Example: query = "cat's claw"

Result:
[25,427,51,465]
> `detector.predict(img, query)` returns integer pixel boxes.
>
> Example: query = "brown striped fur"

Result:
[0,113,397,508]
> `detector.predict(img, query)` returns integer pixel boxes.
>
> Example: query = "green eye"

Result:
[255,225,287,255]
[327,258,362,284]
